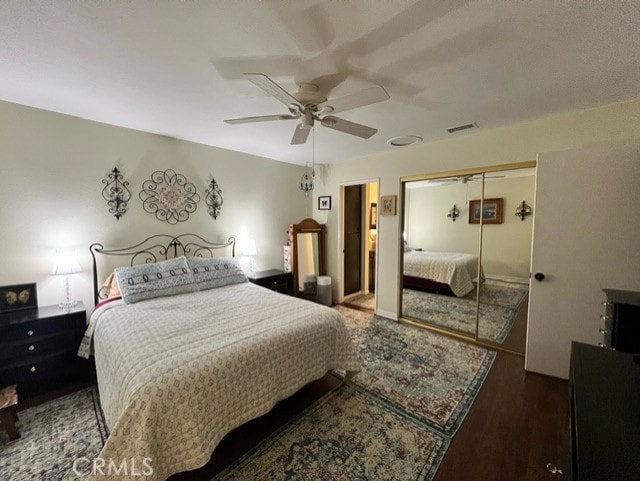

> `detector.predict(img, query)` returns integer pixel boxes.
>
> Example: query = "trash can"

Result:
[303,275,317,298]
[317,276,332,306]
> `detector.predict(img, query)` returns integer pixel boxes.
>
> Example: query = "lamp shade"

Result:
[51,249,82,276]
[237,238,258,257]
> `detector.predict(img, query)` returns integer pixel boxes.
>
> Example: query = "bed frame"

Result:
[402,275,455,296]
[89,233,235,305]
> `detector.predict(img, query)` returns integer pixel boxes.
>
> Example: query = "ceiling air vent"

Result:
[447,122,478,134]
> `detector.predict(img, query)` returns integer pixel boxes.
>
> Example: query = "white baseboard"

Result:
[486,275,530,284]
[375,308,398,321]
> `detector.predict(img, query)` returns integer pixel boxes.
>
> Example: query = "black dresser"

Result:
[247,269,293,296]
[0,303,89,396]
[569,342,640,480]
[601,289,640,353]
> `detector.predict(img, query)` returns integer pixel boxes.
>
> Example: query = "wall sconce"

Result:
[205,178,223,220]
[515,200,532,220]
[447,204,460,222]
[101,167,131,219]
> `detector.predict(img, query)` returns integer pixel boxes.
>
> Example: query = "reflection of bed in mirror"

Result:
[403,249,483,297]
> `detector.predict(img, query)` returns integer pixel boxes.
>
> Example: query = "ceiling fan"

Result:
[428,174,506,185]
[224,73,390,145]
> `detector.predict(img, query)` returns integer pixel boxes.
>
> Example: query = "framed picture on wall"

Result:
[469,198,504,224]
[380,195,397,216]
[0,283,38,313]
[318,196,331,210]
[370,203,377,228]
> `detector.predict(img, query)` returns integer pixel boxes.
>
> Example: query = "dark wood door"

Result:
[344,185,362,296]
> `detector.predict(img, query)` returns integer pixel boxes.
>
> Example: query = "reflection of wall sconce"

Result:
[447,204,460,222]
[515,200,532,220]
[101,167,131,220]
[205,178,223,220]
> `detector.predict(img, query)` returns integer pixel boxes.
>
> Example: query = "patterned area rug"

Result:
[214,385,449,481]
[0,388,107,481]
[402,280,529,343]
[335,305,495,436]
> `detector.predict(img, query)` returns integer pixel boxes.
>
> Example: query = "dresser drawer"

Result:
[0,350,84,392]
[248,270,293,296]
[0,316,77,342]
[0,331,75,361]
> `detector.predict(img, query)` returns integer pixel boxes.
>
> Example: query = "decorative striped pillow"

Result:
[188,257,247,290]
[115,256,198,304]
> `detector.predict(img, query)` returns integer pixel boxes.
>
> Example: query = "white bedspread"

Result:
[80,282,361,480]
[403,250,482,297]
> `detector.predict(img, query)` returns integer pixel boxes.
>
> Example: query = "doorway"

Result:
[341,180,378,311]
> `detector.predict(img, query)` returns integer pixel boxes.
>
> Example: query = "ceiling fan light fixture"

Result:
[387,135,423,147]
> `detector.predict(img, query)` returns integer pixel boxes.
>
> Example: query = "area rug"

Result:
[335,305,496,437]
[0,388,107,481]
[402,280,529,343]
[213,385,449,481]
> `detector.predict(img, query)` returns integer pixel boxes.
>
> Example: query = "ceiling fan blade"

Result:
[320,116,378,139]
[244,73,302,109]
[291,124,312,145]
[224,114,298,124]
[318,85,389,115]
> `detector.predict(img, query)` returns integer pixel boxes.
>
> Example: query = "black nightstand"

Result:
[0,303,89,396]
[248,269,293,296]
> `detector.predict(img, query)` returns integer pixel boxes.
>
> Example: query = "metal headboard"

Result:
[89,233,236,305]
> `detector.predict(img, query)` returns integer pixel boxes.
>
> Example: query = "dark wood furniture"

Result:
[0,384,20,440]
[0,303,88,396]
[569,341,640,481]
[601,289,640,353]
[287,219,327,297]
[247,269,293,296]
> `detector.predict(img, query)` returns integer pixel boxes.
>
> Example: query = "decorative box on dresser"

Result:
[0,303,88,396]
[248,269,293,296]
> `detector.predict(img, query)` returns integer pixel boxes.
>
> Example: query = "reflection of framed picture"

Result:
[318,195,331,210]
[370,203,377,228]
[469,198,504,224]
[380,195,397,216]
[0,283,38,313]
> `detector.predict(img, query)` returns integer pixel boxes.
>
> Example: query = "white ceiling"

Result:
[1,1,639,166]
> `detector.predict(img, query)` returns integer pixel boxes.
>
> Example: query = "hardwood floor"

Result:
[20,315,569,481]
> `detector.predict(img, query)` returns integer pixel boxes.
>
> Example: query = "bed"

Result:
[403,249,483,297]
[79,234,361,481]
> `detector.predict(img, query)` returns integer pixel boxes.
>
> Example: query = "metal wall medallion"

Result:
[204,178,223,220]
[102,167,131,220]
[139,169,200,224]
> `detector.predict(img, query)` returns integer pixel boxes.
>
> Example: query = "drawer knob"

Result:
[599,315,608,320]
[27,329,34,336]
[30,366,37,373]
[598,342,608,349]
[28,344,35,351]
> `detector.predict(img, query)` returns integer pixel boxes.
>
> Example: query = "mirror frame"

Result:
[399,160,536,356]
[289,218,327,296]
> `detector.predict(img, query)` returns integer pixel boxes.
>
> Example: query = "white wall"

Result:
[0,100,311,311]
[314,97,640,324]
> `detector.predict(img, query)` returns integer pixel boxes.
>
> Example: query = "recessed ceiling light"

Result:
[387,135,423,147]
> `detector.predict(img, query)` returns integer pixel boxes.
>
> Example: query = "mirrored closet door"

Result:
[400,162,535,355]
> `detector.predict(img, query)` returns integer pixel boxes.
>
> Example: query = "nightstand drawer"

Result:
[248,270,293,296]
[0,316,76,342]
[0,331,75,361]
[0,351,85,395]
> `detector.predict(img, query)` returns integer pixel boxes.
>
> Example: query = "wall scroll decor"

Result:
[447,204,460,222]
[205,178,223,219]
[380,195,397,216]
[139,169,200,224]
[101,167,131,219]
[515,200,533,220]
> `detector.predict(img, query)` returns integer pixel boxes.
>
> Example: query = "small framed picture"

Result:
[380,195,397,216]
[469,198,504,224]
[318,196,331,210]
[0,283,38,313]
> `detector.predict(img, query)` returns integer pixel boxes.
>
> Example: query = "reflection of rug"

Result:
[343,292,375,310]
[335,306,495,437]
[0,388,107,481]
[214,385,449,481]
[402,280,529,343]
